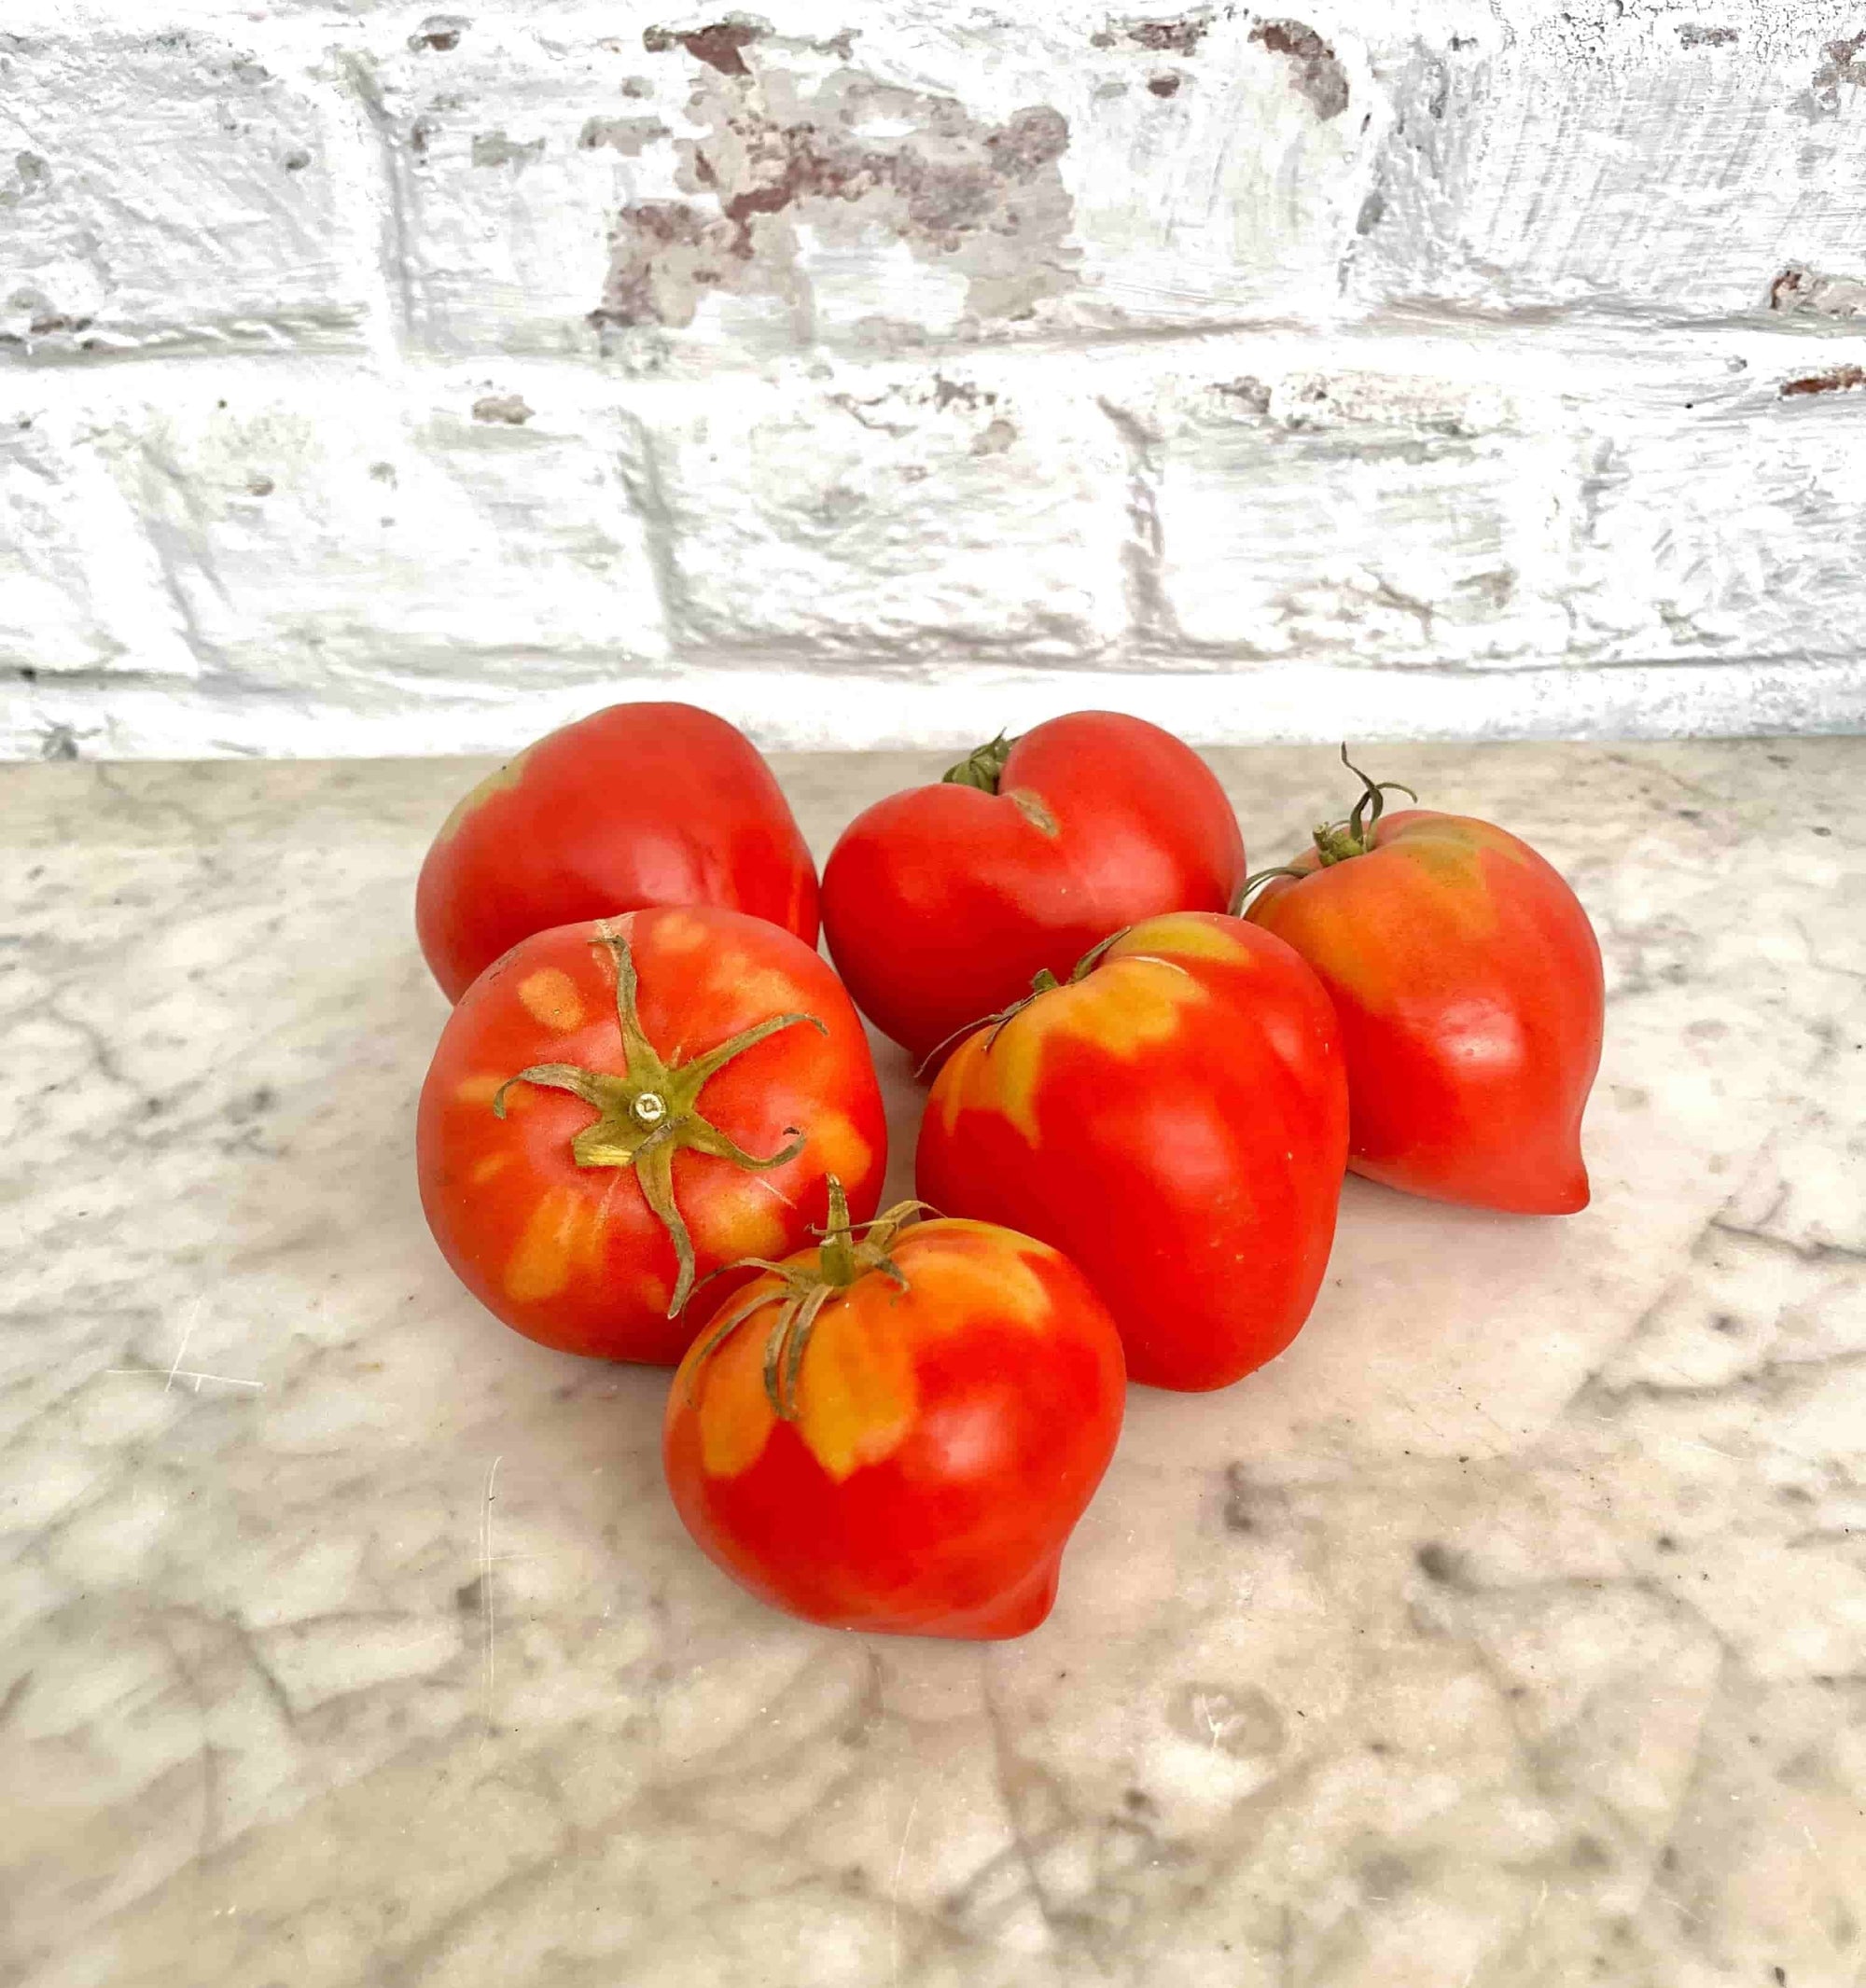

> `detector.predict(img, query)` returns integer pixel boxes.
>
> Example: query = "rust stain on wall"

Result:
[1101,15,1212,55]
[1249,19,1350,119]
[1780,364,1866,396]
[592,50,1077,334]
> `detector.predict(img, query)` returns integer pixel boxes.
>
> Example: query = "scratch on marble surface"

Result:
[102,1304,266,1395]
[888,1788,920,1985]
[480,1454,502,1742]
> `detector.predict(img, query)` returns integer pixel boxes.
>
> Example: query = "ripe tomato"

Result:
[417,702,818,1002]
[916,912,1347,1392]
[417,907,885,1364]
[821,713,1246,1065]
[1243,756,1602,1214]
[663,1188,1125,1639]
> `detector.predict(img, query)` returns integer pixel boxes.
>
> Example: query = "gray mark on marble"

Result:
[104,1307,264,1395]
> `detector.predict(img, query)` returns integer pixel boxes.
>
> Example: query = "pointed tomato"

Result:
[664,1191,1125,1639]
[1243,758,1602,1215]
[916,912,1347,1392]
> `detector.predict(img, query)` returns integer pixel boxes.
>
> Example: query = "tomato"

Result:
[916,912,1347,1392]
[821,713,1246,1065]
[417,702,818,1002]
[1241,758,1603,1214]
[663,1187,1125,1639]
[417,906,885,1364]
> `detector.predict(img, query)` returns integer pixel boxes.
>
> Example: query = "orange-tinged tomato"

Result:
[416,702,818,1003]
[663,1193,1125,1640]
[916,912,1347,1393]
[1244,763,1602,1215]
[417,907,886,1364]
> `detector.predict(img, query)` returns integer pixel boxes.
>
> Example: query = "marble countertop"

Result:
[4,738,1864,1988]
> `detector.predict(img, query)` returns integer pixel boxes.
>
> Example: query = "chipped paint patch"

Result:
[592,54,1075,332]
[1248,20,1349,120]
[471,393,533,424]
[1781,365,1866,398]
[1771,265,1866,321]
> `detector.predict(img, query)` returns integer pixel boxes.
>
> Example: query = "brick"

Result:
[1348,2,1866,320]
[1132,362,1577,662]
[1120,330,1866,666]
[354,6,1374,364]
[645,368,1131,658]
[0,32,362,358]
[90,376,667,693]
[346,20,652,357]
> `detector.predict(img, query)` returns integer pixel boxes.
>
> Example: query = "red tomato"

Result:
[416,702,818,1002]
[663,1189,1125,1639]
[821,713,1246,1065]
[917,912,1347,1392]
[1243,760,1603,1214]
[417,907,885,1364]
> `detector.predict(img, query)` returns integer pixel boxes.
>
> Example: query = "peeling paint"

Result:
[643,20,765,78]
[1248,20,1349,120]
[1772,264,1866,319]
[592,57,1075,333]
[409,16,468,54]
[1808,31,1866,115]
[1677,24,1738,48]
[1148,73,1183,97]
[1121,15,1207,55]
[471,393,534,424]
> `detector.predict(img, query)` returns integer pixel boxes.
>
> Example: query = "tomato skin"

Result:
[916,913,1347,1393]
[821,713,1246,1064]
[663,1219,1125,1640]
[1246,811,1602,1215]
[416,907,885,1364]
[417,702,818,1003]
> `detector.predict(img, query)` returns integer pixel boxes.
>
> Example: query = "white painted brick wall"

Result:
[3,0,1864,758]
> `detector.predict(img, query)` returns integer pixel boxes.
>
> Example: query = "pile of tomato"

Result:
[414,703,1604,1641]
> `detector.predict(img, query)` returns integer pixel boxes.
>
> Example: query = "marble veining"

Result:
[1,740,1863,1988]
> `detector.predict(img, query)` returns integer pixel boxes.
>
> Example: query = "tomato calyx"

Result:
[684,1176,936,1419]
[492,920,827,1317]
[941,730,1016,793]
[1232,744,1418,911]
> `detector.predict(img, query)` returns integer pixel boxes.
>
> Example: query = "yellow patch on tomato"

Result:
[454,1073,506,1106]
[435,745,535,843]
[516,966,586,1033]
[804,1109,872,1187]
[966,957,1211,1144]
[469,1152,511,1186]
[709,959,805,1023]
[793,1296,920,1481]
[696,1284,786,1478]
[897,1231,1055,1331]
[650,911,711,955]
[691,1184,790,1265]
[504,1184,604,1302]
[1115,912,1251,965]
